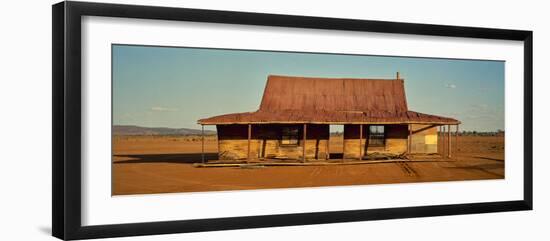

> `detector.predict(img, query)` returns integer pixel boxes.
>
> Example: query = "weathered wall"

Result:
[410,124,438,154]
[216,124,329,160]
[343,124,407,158]
[217,123,439,160]
[343,124,438,158]
[385,124,409,154]
[342,124,365,159]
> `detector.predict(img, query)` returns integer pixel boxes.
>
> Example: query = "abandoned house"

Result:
[198,74,461,162]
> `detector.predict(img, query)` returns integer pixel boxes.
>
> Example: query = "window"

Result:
[280,126,300,146]
[368,125,385,147]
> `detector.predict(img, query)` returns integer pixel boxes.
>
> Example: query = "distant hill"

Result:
[113,125,216,136]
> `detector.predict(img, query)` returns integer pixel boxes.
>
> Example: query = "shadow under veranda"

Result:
[113,152,350,164]
[113,153,218,164]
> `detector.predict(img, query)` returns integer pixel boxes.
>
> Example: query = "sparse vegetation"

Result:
[455,130,505,136]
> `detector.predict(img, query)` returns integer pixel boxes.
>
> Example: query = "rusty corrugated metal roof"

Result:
[259,75,408,112]
[198,75,460,125]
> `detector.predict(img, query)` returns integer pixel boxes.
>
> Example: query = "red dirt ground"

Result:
[112,135,504,195]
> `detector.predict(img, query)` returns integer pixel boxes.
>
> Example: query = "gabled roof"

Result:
[258,75,408,112]
[198,75,460,125]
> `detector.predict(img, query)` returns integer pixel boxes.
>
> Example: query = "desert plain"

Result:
[112,134,504,195]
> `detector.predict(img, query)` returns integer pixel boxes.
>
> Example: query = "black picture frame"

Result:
[52,1,533,240]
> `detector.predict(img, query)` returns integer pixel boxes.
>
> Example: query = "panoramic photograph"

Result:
[112,44,505,195]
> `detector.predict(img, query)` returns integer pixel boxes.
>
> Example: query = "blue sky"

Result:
[112,45,504,132]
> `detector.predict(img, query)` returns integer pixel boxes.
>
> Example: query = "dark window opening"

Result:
[280,126,300,146]
[368,125,385,147]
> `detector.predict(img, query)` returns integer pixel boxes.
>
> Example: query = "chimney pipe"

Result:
[396,72,400,80]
